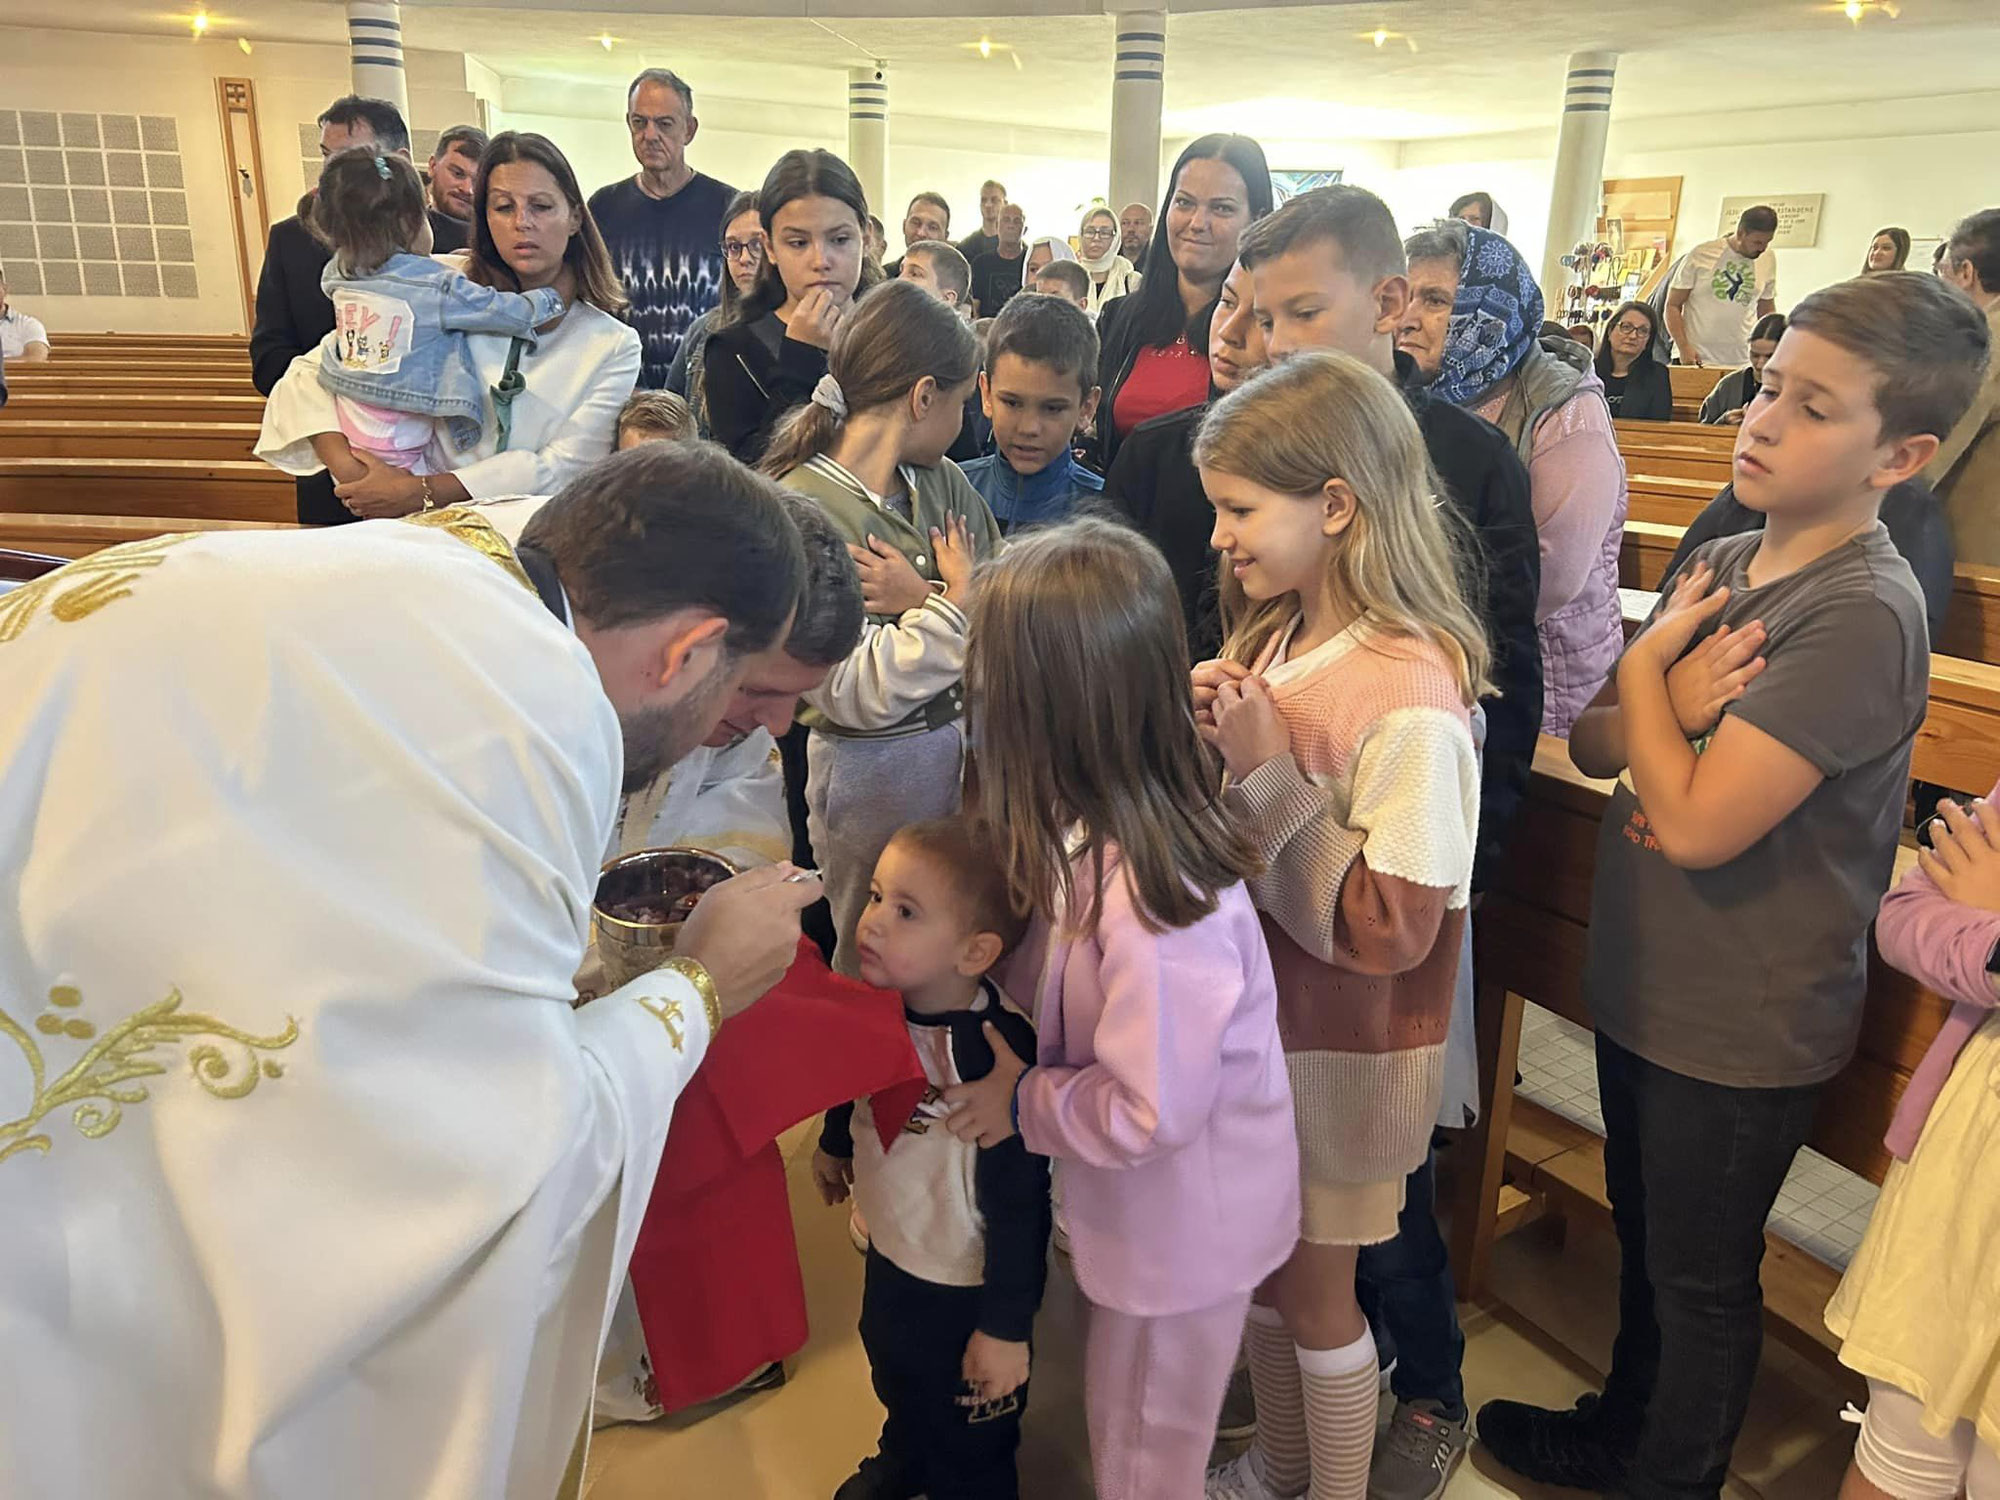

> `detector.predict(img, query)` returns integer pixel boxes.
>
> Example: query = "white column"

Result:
[847,64,888,223]
[1108,10,1165,222]
[346,0,410,126]
[1540,51,1618,298]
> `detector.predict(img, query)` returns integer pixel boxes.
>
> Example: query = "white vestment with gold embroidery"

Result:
[0,520,708,1498]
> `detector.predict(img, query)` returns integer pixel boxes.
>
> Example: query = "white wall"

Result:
[0,26,474,334]
[1393,92,2000,307]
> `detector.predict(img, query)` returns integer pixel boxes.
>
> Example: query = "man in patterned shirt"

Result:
[589,68,738,389]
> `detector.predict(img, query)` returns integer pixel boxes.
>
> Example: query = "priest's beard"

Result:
[618,659,735,793]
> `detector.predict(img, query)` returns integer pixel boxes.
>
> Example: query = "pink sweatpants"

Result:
[1084,1291,1252,1500]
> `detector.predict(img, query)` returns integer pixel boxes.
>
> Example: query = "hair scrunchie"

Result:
[810,373,848,419]
[372,154,391,180]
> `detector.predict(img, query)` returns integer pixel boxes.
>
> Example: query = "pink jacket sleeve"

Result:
[1017,879,1241,1170]
[1876,828,2000,1011]
[1528,391,1626,624]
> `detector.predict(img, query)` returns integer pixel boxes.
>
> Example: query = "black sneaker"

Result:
[1475,1393,1635,1492]
[833,1451,922,1500]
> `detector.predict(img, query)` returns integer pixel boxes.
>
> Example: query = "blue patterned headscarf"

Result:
[1431,225,1545,407]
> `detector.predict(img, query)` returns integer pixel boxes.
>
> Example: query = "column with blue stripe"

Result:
[1540,51,1619,298]
[1108,10,1165,222]
[848,65,889,225]
[346,0,410,124]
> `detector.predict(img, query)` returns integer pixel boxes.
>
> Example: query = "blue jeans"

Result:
[1595,1032,1822,1500]
[1357,1150,1466,1422]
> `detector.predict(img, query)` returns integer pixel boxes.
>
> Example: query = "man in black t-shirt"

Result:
[969,203,1028,318]
[588,67,736,389]
[423,123,486,255]
[955,179,1006,264]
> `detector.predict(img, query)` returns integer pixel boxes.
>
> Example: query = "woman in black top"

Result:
[1595,299,1672,421]
[703,149,880,464]
[1092,133,1272,472]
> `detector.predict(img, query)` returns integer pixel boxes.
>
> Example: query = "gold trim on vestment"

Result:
[0,533,195,645]
[0,986,301,1164]
[399,505,536,595]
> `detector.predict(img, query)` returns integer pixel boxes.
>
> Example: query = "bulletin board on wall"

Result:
[1718,193,1824,248]
[1556,175,1682,331]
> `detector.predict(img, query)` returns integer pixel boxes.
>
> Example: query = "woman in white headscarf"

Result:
[1076,205,1142,320]
[1023,234,1076,280]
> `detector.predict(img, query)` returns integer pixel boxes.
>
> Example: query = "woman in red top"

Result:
[1094,134,1273,471]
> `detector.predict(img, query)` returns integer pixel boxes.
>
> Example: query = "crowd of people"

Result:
[6,57,2000,1500]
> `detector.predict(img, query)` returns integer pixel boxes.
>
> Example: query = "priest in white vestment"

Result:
[0,443,821,1498]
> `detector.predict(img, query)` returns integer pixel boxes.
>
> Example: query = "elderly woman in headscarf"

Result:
[1398,219,1627,736]
[1074,205,1143,319]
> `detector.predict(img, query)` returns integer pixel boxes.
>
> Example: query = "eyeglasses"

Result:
[1612,321,1650,337]
[723,239,763,261]
[1080,224,1116,240]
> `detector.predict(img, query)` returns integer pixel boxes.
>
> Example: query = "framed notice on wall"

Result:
[1718,194,1824,248]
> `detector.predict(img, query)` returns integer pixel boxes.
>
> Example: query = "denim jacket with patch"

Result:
[315,253,563,452]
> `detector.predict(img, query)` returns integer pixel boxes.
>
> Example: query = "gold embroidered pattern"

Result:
[0,985,301,1163]
[400,505,536,596]
[0,533,195,645]
[637,995,687,1054]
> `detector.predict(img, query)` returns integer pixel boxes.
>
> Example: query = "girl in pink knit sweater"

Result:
[1192,352,1488,1500]
[941,517,1301,1500]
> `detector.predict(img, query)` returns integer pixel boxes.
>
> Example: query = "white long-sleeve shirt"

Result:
[256,297,641,502]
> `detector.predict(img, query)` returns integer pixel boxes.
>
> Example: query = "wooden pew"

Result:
[57,332,247,348]
[0,458,294,523]
[0,512,296,558]
[1451,701,2000,1356]
[1669,364,1728,421]
[2,371,260,397]
[1614,418,1736,487]
[0,421,260,462]
[0,393,269,426]
[1622,474,1712,528]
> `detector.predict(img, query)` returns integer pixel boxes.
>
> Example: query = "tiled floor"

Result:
[583,1120,1859,1499]
[1517,1002,1879,1267]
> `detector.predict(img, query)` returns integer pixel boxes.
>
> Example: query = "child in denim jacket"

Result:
[310,148,561,475]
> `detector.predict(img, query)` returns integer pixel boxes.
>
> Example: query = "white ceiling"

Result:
[10,0,2000,141]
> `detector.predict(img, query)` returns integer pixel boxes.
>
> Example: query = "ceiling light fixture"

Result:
[979,36,992,58]
[1829,0,1898,22]
[237,34,250,52]
[190,8,208,36]
[1355,26,1417,52]
[596,30,618,49]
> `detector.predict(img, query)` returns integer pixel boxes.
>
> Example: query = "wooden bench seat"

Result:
[0,421,261,462]
[0,393,269,426]
[1451,730,1988,1365]
[0,511,297,558]
[1622,474,1713,528]
[0,458,294,523]
[3,371,261,396]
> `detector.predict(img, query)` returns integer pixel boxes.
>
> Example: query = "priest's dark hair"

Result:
[777,493,865,668]
[521,442,805,657]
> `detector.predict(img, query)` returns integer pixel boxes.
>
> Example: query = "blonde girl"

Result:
[763,277,1002,979]
[1193,351,1487,1500]
[939,516,1300,1500]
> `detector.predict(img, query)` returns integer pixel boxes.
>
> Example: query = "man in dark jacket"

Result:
[1233,185,1543,1498]
[248,95,410,526]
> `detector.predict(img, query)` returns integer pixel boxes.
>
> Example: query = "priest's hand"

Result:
[674,864,822,1022]
[333,452,427,519]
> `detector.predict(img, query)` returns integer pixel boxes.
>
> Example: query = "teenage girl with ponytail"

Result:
[763,276,1003,977]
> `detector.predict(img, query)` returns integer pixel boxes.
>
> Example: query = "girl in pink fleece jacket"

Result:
[1822,785,2000,1500]
[942,516,1301,1500]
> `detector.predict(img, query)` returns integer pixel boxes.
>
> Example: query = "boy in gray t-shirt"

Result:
[1478,272,1993,1498]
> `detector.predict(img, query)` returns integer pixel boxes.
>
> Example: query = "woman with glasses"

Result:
[1595,300,1673,422]
[667,190,765,438]
[1076,205,1142,321]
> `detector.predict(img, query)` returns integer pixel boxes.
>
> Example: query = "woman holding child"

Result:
[256,132,640,517]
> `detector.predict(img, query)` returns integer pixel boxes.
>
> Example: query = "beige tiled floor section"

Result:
[585,1131,1858,1499]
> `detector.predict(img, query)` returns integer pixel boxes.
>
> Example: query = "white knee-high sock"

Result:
[1244,1304,1309,1497]
[1298,1329,1378,1500]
